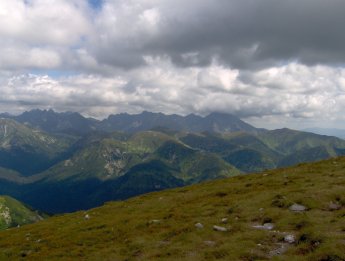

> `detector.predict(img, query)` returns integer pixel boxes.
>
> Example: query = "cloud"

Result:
[1,0,345,129]
[1,60,344,129]
[2,0,345,71]
[0,0,91,71]
[87,0,345,70]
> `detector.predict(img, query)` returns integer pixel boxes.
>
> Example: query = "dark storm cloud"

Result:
[91,0,345,70]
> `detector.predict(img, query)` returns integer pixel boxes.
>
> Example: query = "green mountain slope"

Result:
[155,140,240,183]
[0,196,43,230]
[1,124,345,214]
[0,119,75,176]
[19,134,240,213]
[258,128,345,156]
[38,131,239,185]
[182,130,345,173]
[0,157,344,260]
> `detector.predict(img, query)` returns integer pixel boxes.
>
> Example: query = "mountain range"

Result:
[1,109,259,135]
[0,109,345,213]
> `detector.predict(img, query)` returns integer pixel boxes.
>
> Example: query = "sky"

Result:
[1,0,345,129]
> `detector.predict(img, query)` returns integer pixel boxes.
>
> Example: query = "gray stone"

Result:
[269,243,289,257]
[284,235,296,244]
[252,223,274,230]
[328,202,341,211]
[213,225,228,232]
[221,218,228,224]
[263,223,274,230]
[289,203,306,212]
[204,240,216,246]
[84,214,90,220]
[195,223,204,229]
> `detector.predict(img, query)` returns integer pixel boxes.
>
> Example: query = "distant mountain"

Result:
[0,119,76,176]
[0,195,43,230]
[2,109,260,135]
[304,127,345,139]
[12,109,97,135]
[0,121,345,213]
[1,111,345,214]
[181,129,345,172]
[20,132,240,213]
[100,111,259,134]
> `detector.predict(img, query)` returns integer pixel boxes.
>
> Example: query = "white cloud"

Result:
[0,0,91,71]
[0,0,90,45]
[1,0,345,129]
[1,59,345,129]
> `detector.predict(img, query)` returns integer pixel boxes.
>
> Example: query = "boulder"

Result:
[213,225,228,232]
[252,223,274,230]
[289,203,306,212]
[195,223,204,229]
[284,235,296,244]
[204,240,216,246]
[328,202,341,211]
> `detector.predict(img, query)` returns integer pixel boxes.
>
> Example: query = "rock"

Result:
[289,203,306,212]
[204,240,216,246]
[284,235,296,244]
[158,240,170,246]
[221,218,228,224]
[150,219,160,224]
[263,223,274,230]
[213,225,228,232]
[328,202,341,211]
[84,214,90,220]
[195,223,204,229]
[252,223,274,230]
[269,243,289,257]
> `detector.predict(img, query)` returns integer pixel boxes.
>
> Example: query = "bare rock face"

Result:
[289,203,306,212]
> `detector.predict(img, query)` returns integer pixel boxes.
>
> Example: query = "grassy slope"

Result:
[0,157,344,260]
[0,196,43,230]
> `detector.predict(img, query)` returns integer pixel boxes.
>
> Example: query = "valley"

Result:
[1,110,345,214]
